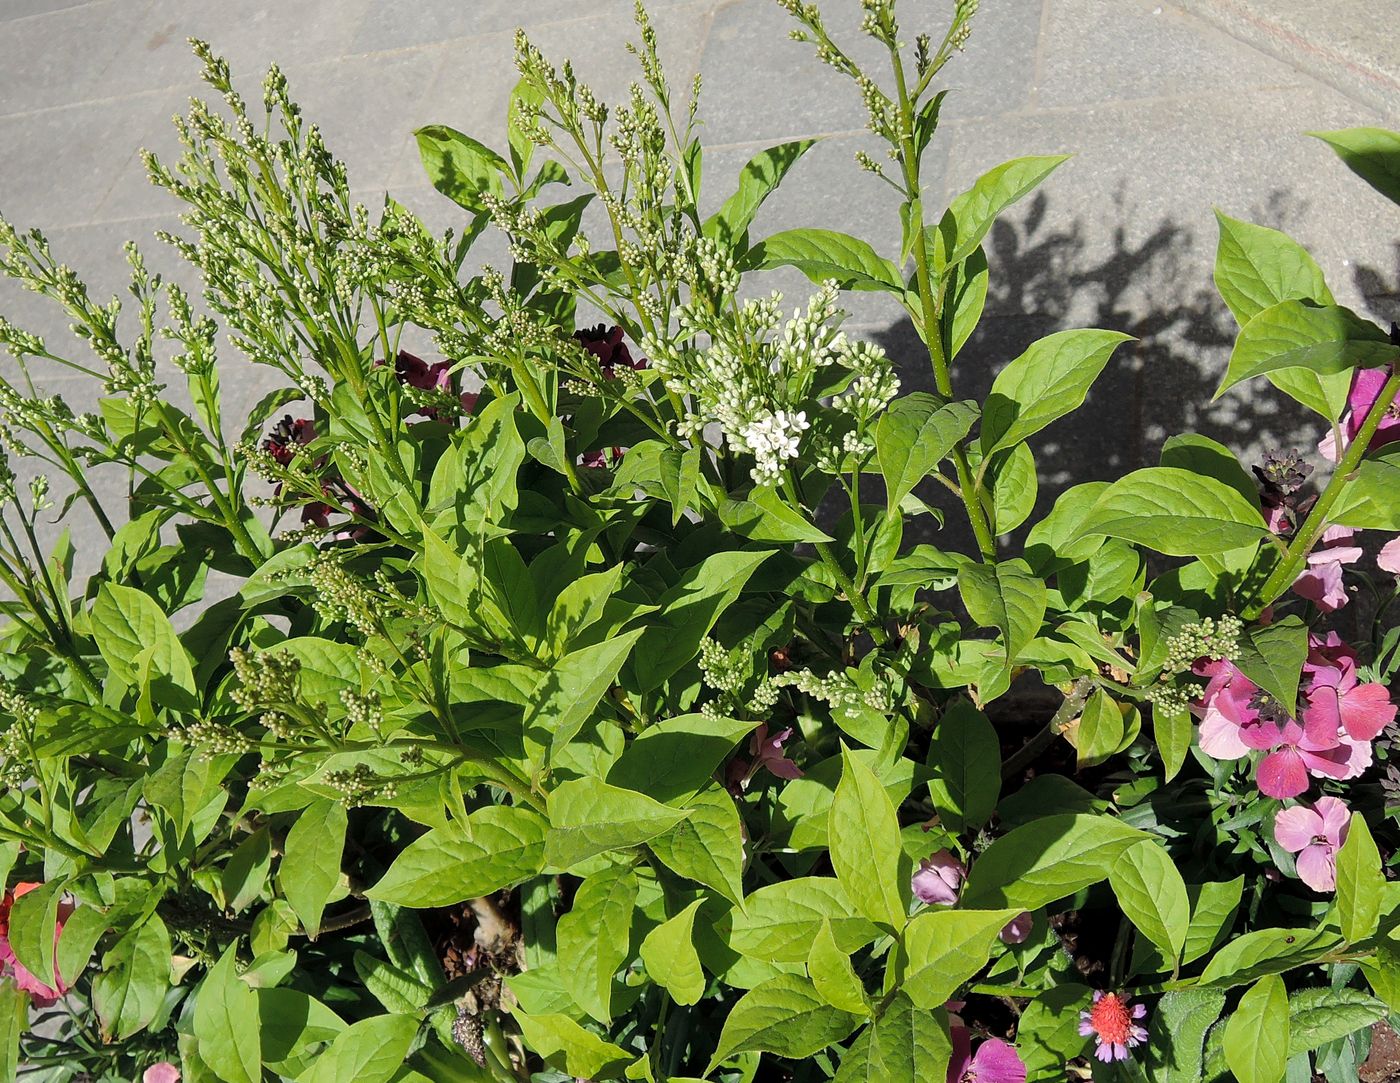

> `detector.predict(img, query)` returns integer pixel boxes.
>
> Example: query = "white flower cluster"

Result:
[737,409,810,483]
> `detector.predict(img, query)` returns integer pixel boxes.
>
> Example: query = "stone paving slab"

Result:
[0,0,1398,568]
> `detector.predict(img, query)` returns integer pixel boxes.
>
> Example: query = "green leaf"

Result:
[557,865,638,1022]
[1335,811,1384,944]
[1146,988,1226,1083]
[727,877,880,963]
[1182,877,1244,965]
[1154,704,1193,782]
[980,329,1133,455]
[944,247,988,360]
[1216,300,1396,400]
[962,813,1147,909]
[705,140,817,248]
[1110,839,1190,963]
[93,914,170,1041]
[989,440,1038,536]
[708,974,862,1072]
[1311,127,1400,205]
[368,805,547,906]
[1075,689,1126,769]
[875,396,979,513]
[1333,455,1400,530]
[648,783,747,905]
[957,558,1046,660]
[279,799,347,939]
[194,949,262,1083]
[91,583,196,702]
[1224,975,1289,1083]
[220,827,272,915]
[834,993,950,1082]
[353,951,430,1015]
[1213,211,1333,326]
[258,988,345,1068]
[934,155,1070,269]
[415,124,506,212]
[807,919,867,1014]
[1232,615,1308,717]
[514,1012,632,1080]
[901,908,1020,1009]
[6,880,63,992]
[1072,467,1269,556]
[545,778,690,870]
[525,628,645,767]
[299,1012,419,1083]
[755,228,904,292]
[1198,927,1343,987]
[1287,987,1387,1056]
[1160,432,1260,507]
[640,899,706,1006]
[55,903,107,988]
[1018,983,1095,1082]
[0,982,25,1083]
[927,699,1000,834]
[608,714,756,804]
[830,747,907,930]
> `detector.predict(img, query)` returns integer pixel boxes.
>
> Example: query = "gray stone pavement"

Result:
[1,0,1398,566]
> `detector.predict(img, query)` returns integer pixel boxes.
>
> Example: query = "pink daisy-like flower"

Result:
[1079,991,1148,1063]
[1274,796,1351,892]
[947,1027,1027,1083]
[911,850,966,906]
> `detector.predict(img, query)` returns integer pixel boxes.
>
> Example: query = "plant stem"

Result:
[1001,676,1094,779]
[1248,368,1400,617]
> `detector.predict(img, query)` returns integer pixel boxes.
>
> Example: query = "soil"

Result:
[1361,1022,1400,1083]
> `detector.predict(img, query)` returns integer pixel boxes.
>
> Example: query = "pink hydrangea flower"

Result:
[144,1064,181,1083]
[947,1027,1027,1083]
[1079,991,1148,1063]
[0,883,75,1005]
[1274,796,1351,892]
[1303,657,1397,744]
[1379,537,1400,575]
[998,911,1033,944]
[1292,526,1362,612]
[911,850,965,906]
[1318,366,1400,462]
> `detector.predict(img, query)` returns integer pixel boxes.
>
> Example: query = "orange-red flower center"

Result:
[1089,994,1132,1044]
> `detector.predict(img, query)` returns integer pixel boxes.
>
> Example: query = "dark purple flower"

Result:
[574,324,647,378]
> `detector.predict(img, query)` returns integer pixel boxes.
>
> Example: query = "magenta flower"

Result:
[1303,658,1397,744]
[1274,796,1351,892]
[911,850,966,906]
[1079,991,1148,1063]
[948,1027,1027,1083]
[1256,720,1354,799]
[144,1065,181,1083]
[999,911,1033,944]
[1292,526,1362,612]
[1318,365,1400,462]
[1379,537,1400,575]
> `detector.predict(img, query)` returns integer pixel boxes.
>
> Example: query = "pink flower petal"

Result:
[1338,682,1398,742]
[1257,746,1310,798]
[1296,843,1338,892]
[1380,538,1400,575]
[144,1065,181,1083]
[969,1037,1029,1083]
[1293,562,1349,612]
[1314,796,1353,846]
[1274,805,1323,852]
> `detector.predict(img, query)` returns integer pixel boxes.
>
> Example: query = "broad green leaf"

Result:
[640,899,706,1006]
[1335,811,1383,943]
[934,155,1070,269]
[0,983,25,1083]
[1145,988,1226,1083]
[258,988,346,1067]
[54,903,107,988]
[901,908,1020,1009]
[755,228,904,292]
[609,715,757,804]
[875,396,979,513]
[1182,877,1245,965]
[1333,456,1400,530]
[220,827,272,915]
[927,699,1000,834]
[944,247,988,360]
[834,993,950,1082]
[514,1012,632,1080]
[1018,983,1095,1082]
[369,901,445,990]
[1073,467,1269,556]
[1233,616,1308,717]
[352,951,430,1015]
[415,124,506,212]
[545,778,690,870]
[93,914,170,1041]
[962,813,1147,909]
[1160,432,1260,507]
[1311,127,1400,205]
[91,583,195,700]
[557,865,637,1022]
[525,628,645,766]
[1199,927,1343,987]
[1224,975,1289,1083]
[1216,300,1396,399]
[1213,211,1333,326]
[980,329,1133,454]
[705,140,817,248]
[719,489,834,543]
[1286,987,1387,1056]
[1075,689,1125,769]
[299,1012,419,1083]
[1110,839,1190,963]
[708,974,862,1072]
[1155,704,1192,782]
[368,805,547,906]
[807,919,867,1015]
[829,747,907,930]
[648,783,747,905]
[279,799,347,938]
[1266,364,1354,422]
[957,558,1046,660]
[989,440,1038,536]
[6,881,63,992]
[194,949,262,1083]
[727,877,880,963]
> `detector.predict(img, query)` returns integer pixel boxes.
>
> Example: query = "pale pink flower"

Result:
[948,1028,1027,1083]
[144,1064,181,1083]
[1379,537,1400,575]
[998,911,1033,945]
[912,850,965,906]
[1274,797,1351,892]
[1292,526,1362,612]
[1079,991,1148,1063]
